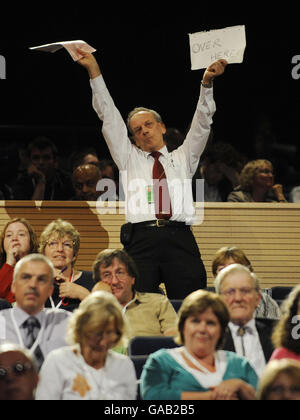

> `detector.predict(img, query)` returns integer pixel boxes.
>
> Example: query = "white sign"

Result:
[29,40,96,62]
[189,25,246,70]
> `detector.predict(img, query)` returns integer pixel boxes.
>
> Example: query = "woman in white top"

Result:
[36,291,137,400]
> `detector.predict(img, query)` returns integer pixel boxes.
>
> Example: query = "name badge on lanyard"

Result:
[146,185,154,204]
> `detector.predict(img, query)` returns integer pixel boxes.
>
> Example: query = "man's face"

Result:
[11,260,54,316]
[99,258,135,306]
[30,147,56,177]
[73,165,101,201]
[130,112,166,153]
[0,351,38,400]
[220,271,261,326]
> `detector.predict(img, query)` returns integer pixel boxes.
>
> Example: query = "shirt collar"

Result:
[229,318,256,336]
[13,305,45,327]
[146,145,168,159]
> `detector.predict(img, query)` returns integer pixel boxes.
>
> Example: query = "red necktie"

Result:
[151,151,172,220]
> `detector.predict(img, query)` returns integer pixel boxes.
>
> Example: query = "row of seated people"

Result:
[2,135,298,204]
[0,218,299,399]
[0,136,122,201]
[0,257,299,400]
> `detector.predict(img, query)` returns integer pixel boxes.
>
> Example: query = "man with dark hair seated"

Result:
[13,136,74,200]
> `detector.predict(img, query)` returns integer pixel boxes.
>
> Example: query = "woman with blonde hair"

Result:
[39,219,94,312]
[270,285,300,362]
[257,359,300,400]
[0,218,38,303]
[36,291,137,400]
[227,159,287,202]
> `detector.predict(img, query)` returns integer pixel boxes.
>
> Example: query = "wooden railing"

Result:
[1,201,299,289]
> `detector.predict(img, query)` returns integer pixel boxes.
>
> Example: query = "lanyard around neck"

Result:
[50,270,74,309]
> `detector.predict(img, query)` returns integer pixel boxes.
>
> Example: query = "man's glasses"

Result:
[101,270,128,282]
[221,287,257,298]
[0,362,33,379]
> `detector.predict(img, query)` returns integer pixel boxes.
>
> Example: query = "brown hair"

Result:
[93,249,138,283]
[0,218,38,268]
[175,290,230,350]
[212,246,253,277]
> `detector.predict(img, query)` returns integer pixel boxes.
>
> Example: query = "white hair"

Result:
[214,263,261,294]
[13,253,55,284]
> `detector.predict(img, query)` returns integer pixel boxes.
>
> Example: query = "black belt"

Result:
[133,220,190,229]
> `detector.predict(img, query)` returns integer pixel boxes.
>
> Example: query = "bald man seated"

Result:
[71,164,118,201]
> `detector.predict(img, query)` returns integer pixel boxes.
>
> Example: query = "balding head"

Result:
[72,164,102,201]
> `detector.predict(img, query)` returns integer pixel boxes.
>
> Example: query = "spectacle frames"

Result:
[46,240,74,250]
[0,362,33,379]
[221,287,257,298]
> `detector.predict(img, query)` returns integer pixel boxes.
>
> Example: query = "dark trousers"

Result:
[124,225,207,300]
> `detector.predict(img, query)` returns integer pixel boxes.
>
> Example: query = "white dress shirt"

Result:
[0,306,70,358]
[228,319,266,377]
[90,75,216,224]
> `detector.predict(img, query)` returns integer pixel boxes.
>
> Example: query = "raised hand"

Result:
[203,59,228,85]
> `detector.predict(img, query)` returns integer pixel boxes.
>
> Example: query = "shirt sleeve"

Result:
[157,296,178,334]
[90,75,133,171]
[179,85,216,177]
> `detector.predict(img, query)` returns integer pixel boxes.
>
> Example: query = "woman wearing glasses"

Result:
[36,291,137,400]
[39,219,95,312]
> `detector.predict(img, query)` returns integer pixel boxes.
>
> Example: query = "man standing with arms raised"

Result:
[77,49,227,299]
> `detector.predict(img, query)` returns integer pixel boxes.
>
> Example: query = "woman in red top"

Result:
[0,218,38,303]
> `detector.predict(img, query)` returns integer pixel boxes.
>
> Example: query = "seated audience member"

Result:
[214,264,274,376]
[164,127,184,152]
[140,290,257,400]
[0,343,39,400]
[270,285,300,362]
[39,219,95,312]
[0,218,38,304]
[36,291,137,400]
[0,254,70,370]
[70,147,100,170]
[0,299,11,310]
[193,142,245,202]
[227,159,287,202]
[211,246,281,320]
[92,249,178,339]
[71,164,102,201]
[13,136,74,200]
[257,359,300,400]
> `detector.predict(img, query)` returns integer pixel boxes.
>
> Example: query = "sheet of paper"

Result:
[29,40,96,61]
[189,25,246,70]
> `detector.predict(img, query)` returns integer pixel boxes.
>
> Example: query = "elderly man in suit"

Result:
[214,263,274,377]
[0,254,70,370]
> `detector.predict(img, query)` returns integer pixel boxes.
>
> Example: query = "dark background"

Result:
[1,8,300,186]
